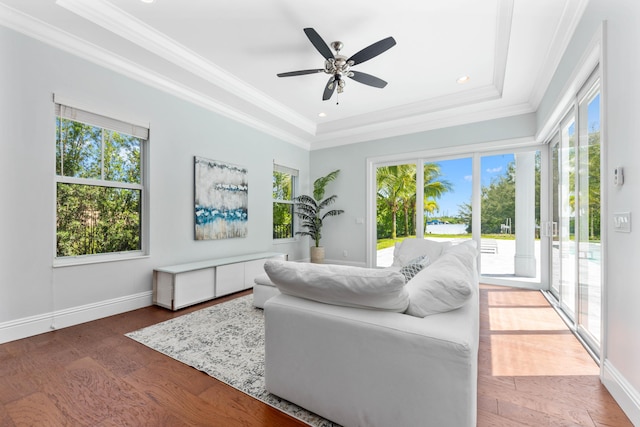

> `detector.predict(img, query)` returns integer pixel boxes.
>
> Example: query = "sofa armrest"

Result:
[264,291,478,427]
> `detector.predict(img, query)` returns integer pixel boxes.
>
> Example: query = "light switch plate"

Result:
[613,212,631,232]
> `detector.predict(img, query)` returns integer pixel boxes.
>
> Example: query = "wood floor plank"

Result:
[124,364,254,426]
[5,392,71,426]
[0,286,631,427]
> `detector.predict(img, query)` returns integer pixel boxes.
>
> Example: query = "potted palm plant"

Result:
[295,169,344,263]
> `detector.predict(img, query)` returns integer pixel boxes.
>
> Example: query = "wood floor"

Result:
[0,285,632,426]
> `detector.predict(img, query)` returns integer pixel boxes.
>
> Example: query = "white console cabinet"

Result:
[153,252,286,310]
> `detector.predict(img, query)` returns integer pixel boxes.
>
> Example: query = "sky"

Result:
[430,153,515,218]
[426,93,600,218]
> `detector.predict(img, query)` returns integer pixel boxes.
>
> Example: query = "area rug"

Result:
[125,295,338,427]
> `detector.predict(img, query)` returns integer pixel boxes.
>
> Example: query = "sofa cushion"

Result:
[264,260,409,312]
[405,241,478,317]
[392,238,451,267]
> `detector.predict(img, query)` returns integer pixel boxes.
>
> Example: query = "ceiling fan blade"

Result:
[304,27,335,60]
[322,76,336,101]
[348,71,387,88]
[347,36,396,66]
[277,69,324,77]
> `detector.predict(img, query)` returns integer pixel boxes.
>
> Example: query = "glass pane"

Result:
[424,158,471,245]
[56,183,141,257]
[480,152,541,281]
[375,163,418,267]
[551,140,561,296]
[577,89,601,347]
[56,118,102,179]
[273,171,293,201]
[480,154,515,276]
[103,130,142,184]
[273,202,294,239]
[560,117,576,317]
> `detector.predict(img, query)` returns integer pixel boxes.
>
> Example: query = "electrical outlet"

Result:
[343,250,348,257]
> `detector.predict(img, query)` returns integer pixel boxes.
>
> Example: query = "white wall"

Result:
[310,113,537,265]
[537,0,640,422]
[0,27,309,342]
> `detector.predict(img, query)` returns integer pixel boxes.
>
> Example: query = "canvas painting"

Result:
[194,157,248,240]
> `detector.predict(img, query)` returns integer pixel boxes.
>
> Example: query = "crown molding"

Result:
[311,101,535,150]
[493,0,514,96]
[55,0,316,136]
[317,84,501,135]
[2,0,568,151]
[527,0,590,110]
[0,2,310,150]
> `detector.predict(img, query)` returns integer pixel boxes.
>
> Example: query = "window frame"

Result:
[272,164,298,242]
[53,99,149,267]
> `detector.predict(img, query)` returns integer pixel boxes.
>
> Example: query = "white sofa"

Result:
[263,239,480,427]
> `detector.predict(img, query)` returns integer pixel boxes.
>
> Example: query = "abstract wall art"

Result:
[194,156,248,240]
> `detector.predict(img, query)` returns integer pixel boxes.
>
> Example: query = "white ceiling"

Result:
[0,0,588,149]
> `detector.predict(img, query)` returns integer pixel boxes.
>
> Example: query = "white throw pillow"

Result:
[264,260,409,312]
[391,238,451,267]
[404,245,477,317]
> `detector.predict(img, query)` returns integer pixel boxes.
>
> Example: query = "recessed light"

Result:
[318,112,327,118]
[140,0,155,3]
[457,75,470,84]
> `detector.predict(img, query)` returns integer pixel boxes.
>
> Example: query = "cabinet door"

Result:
[174,268,215,310]
[243,259,269,289]
[216,263,245,297]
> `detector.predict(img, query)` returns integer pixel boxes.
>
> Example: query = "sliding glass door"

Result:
[548,71,601,357]
[479,151,540,281]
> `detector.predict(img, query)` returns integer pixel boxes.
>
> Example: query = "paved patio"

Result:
[377,238,541,280]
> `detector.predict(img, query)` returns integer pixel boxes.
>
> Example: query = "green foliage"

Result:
[56,118,142,257]
[459,153,542,235]
[376,163,451,239]
[273,171,294,238]
[295,170,344,247]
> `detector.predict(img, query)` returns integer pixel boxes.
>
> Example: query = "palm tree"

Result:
[377,164,415,239]
[422,163,452,229]
[377,163,452,239]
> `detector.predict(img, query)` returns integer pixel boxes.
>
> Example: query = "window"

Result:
[273,164,298,240]
[55,102,148,261]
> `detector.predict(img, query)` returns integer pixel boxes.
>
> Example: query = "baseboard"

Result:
[0,291,153,344]
[602,358,640,425]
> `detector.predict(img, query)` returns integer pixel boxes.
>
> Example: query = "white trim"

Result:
[0,291,152,344]
[493,0,514,96]
[528,0,590,109]
[602,359,640,426]
[54,0,316,136]
[367,136,535,165]
[311,103,535,151]
[54,93,150,132]
[365,136,538,268]
[536,25,603,143]
[0,3,310,150]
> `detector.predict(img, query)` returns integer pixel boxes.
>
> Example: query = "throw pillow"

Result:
[404,247,476,317]
[263,260,409,312]
[399,255,430,282]
[391,238,451,267]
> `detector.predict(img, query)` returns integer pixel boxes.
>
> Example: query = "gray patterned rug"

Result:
[125,295,337,427]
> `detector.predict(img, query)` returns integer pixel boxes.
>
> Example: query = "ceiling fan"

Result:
[277,28,396,102]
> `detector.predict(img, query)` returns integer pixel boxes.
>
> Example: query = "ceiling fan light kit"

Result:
[277,28,396,103]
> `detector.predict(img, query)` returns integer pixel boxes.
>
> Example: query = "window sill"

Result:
[53,252,149,268]
[272,238,298,245]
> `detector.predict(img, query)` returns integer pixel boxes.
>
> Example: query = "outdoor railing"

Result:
[273,223,293,239]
